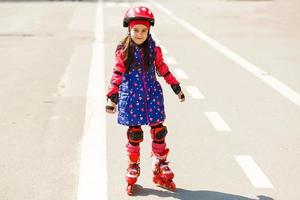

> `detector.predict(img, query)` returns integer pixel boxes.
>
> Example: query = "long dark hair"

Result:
[116,35,153,72]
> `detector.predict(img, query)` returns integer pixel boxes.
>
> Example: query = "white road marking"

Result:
[165,56,177,65]
[235,156,274,188]
[204,112,231,131]
[172,68,189,79]
[152,1,300,107]
[185,85,205,99]
[77,1,107,200]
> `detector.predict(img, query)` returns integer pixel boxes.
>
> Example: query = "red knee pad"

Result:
[151,125,168,143]
[127,127,143,144]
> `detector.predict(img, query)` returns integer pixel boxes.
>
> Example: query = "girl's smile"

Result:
[130,24,149,45]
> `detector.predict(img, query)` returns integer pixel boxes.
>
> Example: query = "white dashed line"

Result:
[172,68,188,79]
[152,1,300,107]
[185,86,205,99]
[77,1,107,200]
[235,156,273,188]
[204,112,231,131]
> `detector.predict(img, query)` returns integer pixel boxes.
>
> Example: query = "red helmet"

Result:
[123,6,155,27]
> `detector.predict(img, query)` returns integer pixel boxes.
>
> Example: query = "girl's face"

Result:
[130,24,149,45]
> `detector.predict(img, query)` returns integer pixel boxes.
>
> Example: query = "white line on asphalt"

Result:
[77,1,107,200]
[185,85,205,99]
[204,112,231,131]
[235,156,274,188]
[152,1,300,107]
[165,56,177,65]
[172,68,189,79]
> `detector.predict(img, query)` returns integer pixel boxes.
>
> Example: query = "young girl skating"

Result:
[105,6,185,195]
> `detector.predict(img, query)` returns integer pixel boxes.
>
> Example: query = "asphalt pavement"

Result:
[0,0,300,200]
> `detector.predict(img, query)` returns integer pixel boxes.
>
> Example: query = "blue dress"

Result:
[117,44,165,126]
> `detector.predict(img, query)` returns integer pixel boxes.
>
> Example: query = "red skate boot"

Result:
[152,148,176,191]
[126,152,140,195]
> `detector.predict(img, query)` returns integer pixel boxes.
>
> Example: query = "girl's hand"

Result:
[106,99,117,114]
[178,91,185,102]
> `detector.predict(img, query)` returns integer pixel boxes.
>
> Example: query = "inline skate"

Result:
[152,148,176,191]
[126,152,140,195]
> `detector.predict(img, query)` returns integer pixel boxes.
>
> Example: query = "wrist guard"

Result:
[107,93,118,104]
[171,84,181,95]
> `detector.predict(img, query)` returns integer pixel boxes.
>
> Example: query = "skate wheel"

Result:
[169,181,176,191]
[159,180,176,192]
[163,181,174,191]
[153,176,159,185]
[126,184,134,195]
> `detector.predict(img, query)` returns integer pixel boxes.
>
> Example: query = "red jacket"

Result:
[107,46,179,97]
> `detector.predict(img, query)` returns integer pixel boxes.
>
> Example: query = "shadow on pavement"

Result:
[134,185,274,200]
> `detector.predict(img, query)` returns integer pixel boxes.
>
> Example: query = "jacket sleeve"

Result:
[106,48,126,97]
[155,46,180,85]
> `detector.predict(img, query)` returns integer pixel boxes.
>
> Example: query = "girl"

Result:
[105,6,185,195]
